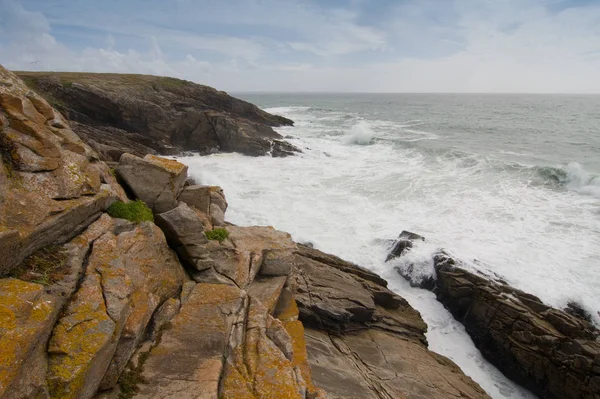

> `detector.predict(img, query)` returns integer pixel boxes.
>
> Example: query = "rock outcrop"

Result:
[388,232,600,399]
[0,66,122,276]
[15,72,298,160]
[293,245,490,399]
[434,253,600,399]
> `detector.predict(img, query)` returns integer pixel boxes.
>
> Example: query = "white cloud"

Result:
[0,0,599,92]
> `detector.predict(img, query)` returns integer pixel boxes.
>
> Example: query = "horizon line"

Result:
[231,91,600,95]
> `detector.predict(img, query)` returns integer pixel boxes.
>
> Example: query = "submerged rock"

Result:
[385,231,435,289]
[385,230,425,262]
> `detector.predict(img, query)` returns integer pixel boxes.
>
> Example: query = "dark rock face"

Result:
[433,252,600,399]
[15,72,298,160]
[386,231,600,399]
[384,231,435,289]
[385,230,425,262]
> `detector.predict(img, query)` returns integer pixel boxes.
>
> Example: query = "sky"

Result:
[1,0,599,93]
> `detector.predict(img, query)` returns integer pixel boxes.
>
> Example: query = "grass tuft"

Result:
[204,228,229,243]
[107,200,154,223]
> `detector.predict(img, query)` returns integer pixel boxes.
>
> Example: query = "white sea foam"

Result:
[175,105,599,399]
[343,120,374,145]
[564,162,600,198]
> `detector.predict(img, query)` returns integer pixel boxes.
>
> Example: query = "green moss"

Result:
[61,80,73,88]
[109,168,117,177]
[107,200,154,223]
[9,245,69,285]
[204,228,229,243]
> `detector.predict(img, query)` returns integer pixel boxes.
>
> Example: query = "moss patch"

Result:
[205,228,229,243]
[107,200,154,223]
[10,245,69,285]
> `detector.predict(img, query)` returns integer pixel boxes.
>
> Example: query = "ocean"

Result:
[176,93,600,399]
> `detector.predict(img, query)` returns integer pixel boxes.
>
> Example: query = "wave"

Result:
[343,121,375,145]
[524,163,598,196]
[263,106,310,114]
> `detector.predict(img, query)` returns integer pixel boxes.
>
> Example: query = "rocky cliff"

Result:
[0,66,489,399]
[15,72,299,161]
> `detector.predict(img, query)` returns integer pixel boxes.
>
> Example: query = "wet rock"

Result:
[385,231,436,289]
[433,253,600,399]
[385,230,424,262]
[116,154,187,213]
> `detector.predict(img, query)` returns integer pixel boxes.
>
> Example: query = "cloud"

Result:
[0,0,599,92]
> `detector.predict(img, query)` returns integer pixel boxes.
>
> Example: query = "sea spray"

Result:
[343,120,374,145]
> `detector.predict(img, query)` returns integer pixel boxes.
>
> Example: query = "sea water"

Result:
[176,93,600,398]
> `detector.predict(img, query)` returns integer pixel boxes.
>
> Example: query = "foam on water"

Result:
[175,105,599,398]
[343,120,374,145]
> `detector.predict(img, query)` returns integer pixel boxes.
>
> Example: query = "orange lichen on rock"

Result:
[0,278,59,398]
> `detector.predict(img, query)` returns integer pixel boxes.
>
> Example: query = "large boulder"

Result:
[178,185,228,227]
[116,154,188,213]
[15,72,298,160]
[0,66,120,276]
[433,253,600,399]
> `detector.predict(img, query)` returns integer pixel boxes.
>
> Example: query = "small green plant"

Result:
[10,245,69,285]
[61,80,73,88]
[107,200,154,223]
[205,228,229,242]
[109,168,117,177]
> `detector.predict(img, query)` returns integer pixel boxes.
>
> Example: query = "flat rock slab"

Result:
[305,328,490,399]
[135,283,245,399]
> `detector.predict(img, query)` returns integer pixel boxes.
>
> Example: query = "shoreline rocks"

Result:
[387,231,600,399]
[1,65,494,399]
